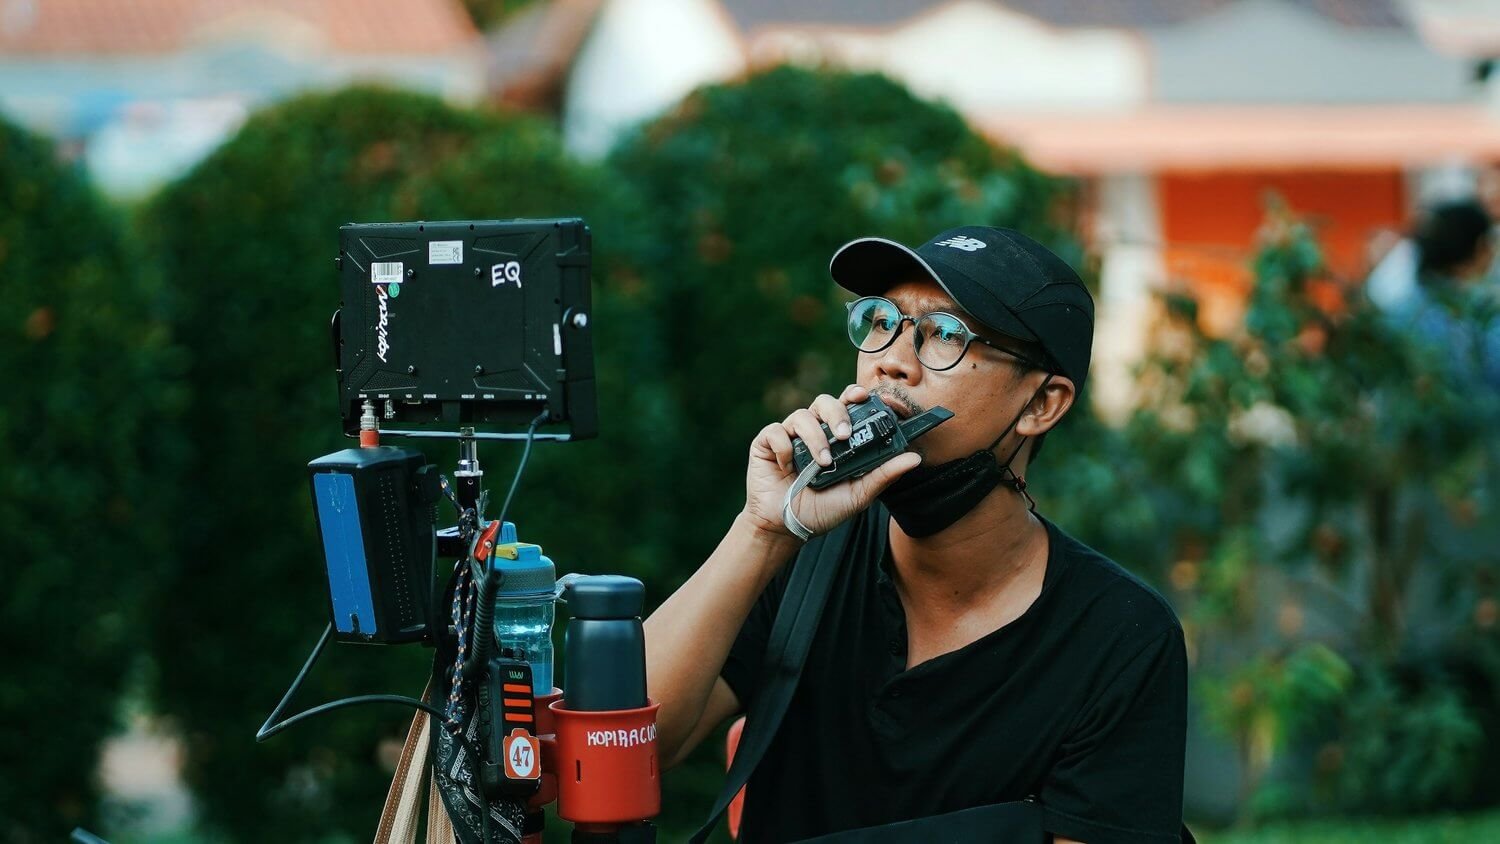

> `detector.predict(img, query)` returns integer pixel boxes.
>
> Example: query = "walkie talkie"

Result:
[480,657,542,798]
[790,395,952,489]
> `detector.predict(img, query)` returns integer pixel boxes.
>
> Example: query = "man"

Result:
[645,227,1188,842]
[1371,200,1499,390]
[1369,199,1496,311]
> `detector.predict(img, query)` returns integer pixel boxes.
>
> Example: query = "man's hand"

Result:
[742,384,922,541]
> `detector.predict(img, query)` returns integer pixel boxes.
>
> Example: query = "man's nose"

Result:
[873,330,922,384]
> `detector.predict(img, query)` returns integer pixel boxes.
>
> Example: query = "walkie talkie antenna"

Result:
[898,407,953,444]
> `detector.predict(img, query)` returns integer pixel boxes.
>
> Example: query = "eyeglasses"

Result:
[845,296,1050,373]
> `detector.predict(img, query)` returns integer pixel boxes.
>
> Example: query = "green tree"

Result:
[141,86,597,841]
[1050,204,1500,819]
[0,116,180,842]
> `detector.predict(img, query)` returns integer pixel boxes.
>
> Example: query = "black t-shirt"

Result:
[720,503,1187,843]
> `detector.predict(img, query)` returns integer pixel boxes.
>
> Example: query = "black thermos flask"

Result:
[561,575,648,711]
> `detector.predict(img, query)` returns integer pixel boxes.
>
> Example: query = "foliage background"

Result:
[0,116,182,842]
[2,65,1497,843]
[1040,205,1500,820]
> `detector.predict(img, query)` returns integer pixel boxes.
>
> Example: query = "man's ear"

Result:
[1017,374,1075,438]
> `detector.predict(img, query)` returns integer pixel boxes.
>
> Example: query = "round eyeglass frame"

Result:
[845,296,1051,373]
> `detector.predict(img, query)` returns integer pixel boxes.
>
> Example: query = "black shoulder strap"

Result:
[689,518,857,844]
[788,803,1195,844]
[790,801,1043,843]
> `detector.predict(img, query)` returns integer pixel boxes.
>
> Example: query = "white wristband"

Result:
[780,461,823,542]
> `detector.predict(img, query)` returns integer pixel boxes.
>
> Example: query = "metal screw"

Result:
[406,268,415,278]
[572,312,589,329]
[407,365,417,375]
[474,365,484,375]
[473,267,482,277]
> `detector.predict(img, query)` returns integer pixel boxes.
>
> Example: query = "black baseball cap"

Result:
[829,226,1094,391]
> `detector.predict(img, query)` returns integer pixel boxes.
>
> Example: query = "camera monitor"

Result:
[334,218,596,440]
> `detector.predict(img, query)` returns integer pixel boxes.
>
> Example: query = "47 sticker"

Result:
[503,729,540,780]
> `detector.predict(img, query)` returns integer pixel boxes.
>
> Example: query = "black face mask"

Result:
[879,375,1052,538]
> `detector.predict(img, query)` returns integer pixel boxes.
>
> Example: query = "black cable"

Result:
[497,410,549,529]
[469,410,548,671]
[260,693,455,741]
[255,623,487,769]
[256,624,334,743]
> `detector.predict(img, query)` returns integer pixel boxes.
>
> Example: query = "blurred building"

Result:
[0,0,485,196]
[502,0,1500,408]
[486,0,604,113]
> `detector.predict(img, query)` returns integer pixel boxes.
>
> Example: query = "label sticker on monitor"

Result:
[491,261,522,288]
[429,241,463,265]
[372,262,403,285]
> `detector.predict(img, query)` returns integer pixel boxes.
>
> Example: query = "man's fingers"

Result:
[811,393,852,441]
[852,451,923,498]
[751,422,781,458]
[838,384,869,405]
[785,408,833,466]
[763,424,795,473]
[753,422,797,473]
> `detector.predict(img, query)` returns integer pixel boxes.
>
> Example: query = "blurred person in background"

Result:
[1367,199,1498,388]
[1367,198,1495,308]
[1413,200,1497,288]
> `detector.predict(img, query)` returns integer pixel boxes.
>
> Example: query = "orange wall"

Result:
[1158,170,1405,331]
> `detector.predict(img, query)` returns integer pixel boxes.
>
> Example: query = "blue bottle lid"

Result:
[490,522,556,597]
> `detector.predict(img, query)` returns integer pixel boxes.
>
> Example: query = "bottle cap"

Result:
[493,537,556,597]
[564,575,644,619]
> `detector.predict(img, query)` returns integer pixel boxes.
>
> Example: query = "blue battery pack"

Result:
[308,446,440,644]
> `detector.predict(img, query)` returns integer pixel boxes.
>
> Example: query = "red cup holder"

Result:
[548,699,661,824]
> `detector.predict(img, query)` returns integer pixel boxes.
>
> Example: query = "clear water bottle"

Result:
[490,524,557,694]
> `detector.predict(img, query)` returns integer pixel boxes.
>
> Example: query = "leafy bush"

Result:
[0,116,180,842]
[140,86,597,841]
[1332,673,1483,812]
[1053,203,1500,819]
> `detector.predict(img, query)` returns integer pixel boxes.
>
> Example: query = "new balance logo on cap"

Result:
[934,235,987,252]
